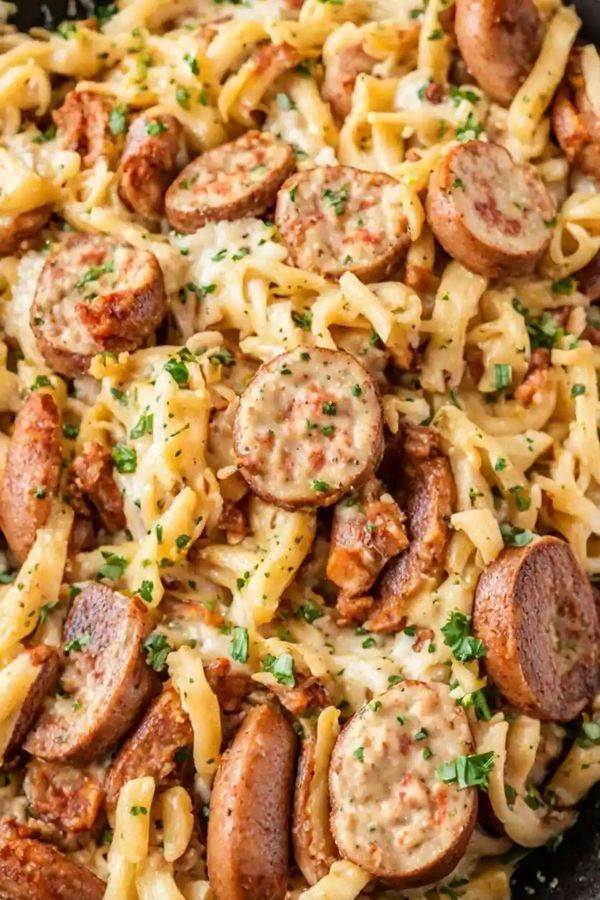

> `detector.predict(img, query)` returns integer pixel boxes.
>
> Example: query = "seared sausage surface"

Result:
[118,113,183,225]
[30,233,166,377]
[426,141,555,278]
[473,535,600,721]
[54,90,115,168]
[552,47,600,181]
[0,393,62,563]
[207,704,296,900]
[165,130,294,233]
[329,681,477,886]
[0,838,105,899]
[23,760,103,833]
[0,206,52,256]
[233,347,384,509]
[2,647,59,763]
[24,584,156,763]
[276,165,410,281]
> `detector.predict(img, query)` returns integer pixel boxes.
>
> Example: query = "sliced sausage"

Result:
[54,90,116,168]
[165,130,294,233]
[30,233,166,377]
[323,43,377,120]
[23,760,103,833]
[293,734,338,885]
[266,674,330,717]
[104,684,193,811]
[514,347,550,407]
[1,647,59,763]
[69,441,126,533]
[0,393,62,564]
[426,141,555,278]
[24,583,157,763]
[454,0,544,105]
[0,838,104,900]
[233,347,384,509]
[576,251,600,302]
[473,535,600,721]
[329,680,477,886]
[207,704,296,900]
[204,658,255,712]
[367,426,455,633]
[326,477,408,598]
[0,206,52,256]
[552,47,600,180]
[275,165,410,281]
[118,113,184,225]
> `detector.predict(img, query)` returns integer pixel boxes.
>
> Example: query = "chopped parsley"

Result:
[296,600,323,623]
[230,626,249,663]
[143,633,171,671]
[62,423,79,439]
[164,357,189,385]
[112,444,137,473]
[97,551,127,581]
[441,611,487,662]
[129,806,148,816]
[312,479,330,493]
[184,53,199,75]
[209,349,235,367]
[456,112,483,142]
[494,363,512,390]
[64,633,91,654]
[276,92,295,111]
[500,524,536,547]
[130,412,153,439]
[323,185,349,216]
[551,276,575,296]
[146,119,168,136]
[263,652,295,686]
[571,383,586,396]
[33,124,57,144]
[138,580,154,604]
[292,310,312,330]
[76,260,114,289]
[353,746,365,762]
[437,751,495,790]
[108,104,129,135]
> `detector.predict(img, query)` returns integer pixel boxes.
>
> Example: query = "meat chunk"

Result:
[165,130,294,233]
[473,535,600,721]
[0,206,52,256]
[575,251,600,302]
[293,732,338,885]
[367,426,455,633]
[118,113,183,225]
[454,0,544,105]
[0,393,62,563]
[217,499,249,545]
[204,657,254,712]
[104,684,193,811]
[69,441,126,533]
[1,647,59,763]
[553,47,600,181]
[23,760,103,833]
[207,704,296,900]
[24,584,156,763]
[329,681,477,885]
[426,141,555,278]
[335,593,375,625]
[275,165,410,281]
[267,674,330,717]
[323,43,377,120]
[54,90,115,168]
[326,478,408,598]
[514,347,550,407]
[0,838,104,899]
[233,347,384,509]
[30,233,166,377]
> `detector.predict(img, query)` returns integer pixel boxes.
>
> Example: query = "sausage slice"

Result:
[54,90,115,168]
[207,704,296,900]
[552,47,600,181]
[118,113,184,225]
[104,684,193,811]
[1,647,59,763]
[455,0,544,105]
[293,733,339,885]
[426,141,555,278]
[323,43,377,120]
[69,441,126,533]
[0,838,104,900]
[233,347,384,509]
[329,681,477,886]
[0,206,52,256]
[275,166,410,281]
[367,426,455,633]
[0,393,62,564]
[473,536,600,721]
[23,760,103,833]
[24,584,156,763]
[327,477,408,598]
[165,130,294,233]
[30,233,166,377]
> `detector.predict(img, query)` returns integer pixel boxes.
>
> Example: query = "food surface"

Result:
[0,0,598,898]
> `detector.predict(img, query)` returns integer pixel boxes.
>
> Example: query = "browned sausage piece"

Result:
[323,43,377,120]
[473,535,600,721]
[326,477,408,597]
[207,704,296,900]
[275,166,410,281]
[552,47,600,181]
[118,113,184,225]
[0,393,62,564]
[514,347,550,407]
[30,233,166,377]
[23,760,103,833]
[54,90,115,168]
[367,426,455,633]
[24,584,156,763]
[0,206,53,256]
[426,141,555,278]
[454,0,544,105]
[69,441,126,533]
[0,838,104,900]
[329,681,477,886]
[165,130,294,233]
[576,251,600,302]
[1,647,58,763]
[104,684,193,811]
[233,347,384,509]
[293,734,338,885]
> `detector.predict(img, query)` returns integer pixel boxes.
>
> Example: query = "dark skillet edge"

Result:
[7,1,600,898]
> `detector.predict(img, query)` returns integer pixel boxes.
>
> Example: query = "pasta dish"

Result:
[0,0,597,897]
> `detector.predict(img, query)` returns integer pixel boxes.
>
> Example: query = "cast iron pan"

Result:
[6,1,600,897]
